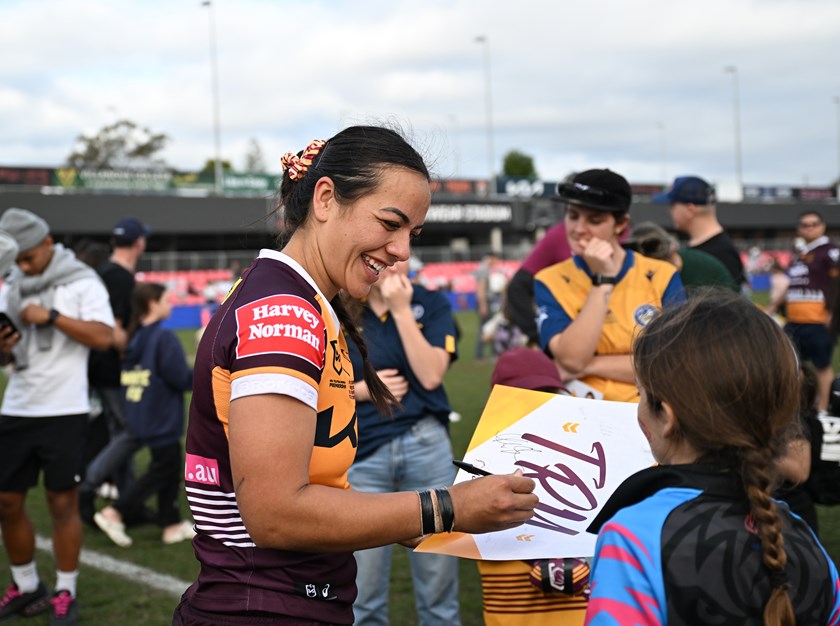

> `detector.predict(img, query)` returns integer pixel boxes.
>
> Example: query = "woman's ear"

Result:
[615,214,630,237]
[311,176,336,223]
[660,401,679,439]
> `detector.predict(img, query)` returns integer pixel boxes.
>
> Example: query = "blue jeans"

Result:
[348,416,461,626]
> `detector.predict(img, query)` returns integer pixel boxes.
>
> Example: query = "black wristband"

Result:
[591,274,618,286]
[434,487,455,533]
[418,490,436,535]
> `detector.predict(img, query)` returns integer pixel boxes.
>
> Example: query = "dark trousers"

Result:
[114,443,182,527]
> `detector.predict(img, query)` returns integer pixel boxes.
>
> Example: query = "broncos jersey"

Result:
[786,236,840,324]
[534,251,685,402]
[181,249,358,624]
[585,465,840,625]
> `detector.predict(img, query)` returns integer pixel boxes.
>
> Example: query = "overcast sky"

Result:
[2,0,839,198]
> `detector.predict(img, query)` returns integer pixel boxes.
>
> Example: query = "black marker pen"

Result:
[452,460,493,476]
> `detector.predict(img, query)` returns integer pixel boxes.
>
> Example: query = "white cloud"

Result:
[1,0,839,187]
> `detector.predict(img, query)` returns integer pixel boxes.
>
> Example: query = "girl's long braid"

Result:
[740,446,795,626]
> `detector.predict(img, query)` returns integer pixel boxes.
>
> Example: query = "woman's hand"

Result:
[0,325,20,354]
[379,273,413,313]
[376,368,409,402]
[448,470,538,534]
[582,237,621,277]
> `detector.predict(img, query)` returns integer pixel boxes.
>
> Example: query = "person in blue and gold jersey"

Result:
[534,169,685,402]
[173,126,539,626]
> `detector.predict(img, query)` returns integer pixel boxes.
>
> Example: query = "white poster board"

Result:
[416,385,653,560]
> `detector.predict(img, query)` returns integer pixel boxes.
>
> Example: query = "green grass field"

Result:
[2,309,839,625]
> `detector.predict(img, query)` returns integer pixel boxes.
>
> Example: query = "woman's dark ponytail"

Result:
[331,295,397,416]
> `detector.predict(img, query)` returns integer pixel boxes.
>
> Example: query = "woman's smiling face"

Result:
[321,166,430,299]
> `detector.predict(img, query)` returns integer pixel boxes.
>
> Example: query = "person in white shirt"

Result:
[0,208,114,625]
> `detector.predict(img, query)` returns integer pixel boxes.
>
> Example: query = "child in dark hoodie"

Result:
[94,283,195,547]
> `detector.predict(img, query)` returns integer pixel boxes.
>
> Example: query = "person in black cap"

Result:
[652,175,747,288]
[534,169,686,402]
[81,217,152,525]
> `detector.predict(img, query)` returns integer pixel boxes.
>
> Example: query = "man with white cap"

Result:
[0,208,114,625]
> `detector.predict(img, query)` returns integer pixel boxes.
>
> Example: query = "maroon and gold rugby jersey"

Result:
[182,250,358,624]
[787,236,840,324]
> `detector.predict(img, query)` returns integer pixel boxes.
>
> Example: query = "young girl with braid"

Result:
[173,126,537,625]
[584,292,840,626]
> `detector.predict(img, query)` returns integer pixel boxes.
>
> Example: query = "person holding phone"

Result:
[0,209,114,625]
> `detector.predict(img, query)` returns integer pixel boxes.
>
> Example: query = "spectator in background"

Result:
[478,347,591,626]
[506,223,572,345]
[767,255,790,323]
[0,230,19,277]
[93,283,195,548]
[653,175,747,289]
[623,221,738,293]
[344,257,462,626]
[774,364,821,534]
[535,170,685,402]
[474,253,507,360]
[82,217,151,524]
[768,210,840,413]
[0,208,114,625]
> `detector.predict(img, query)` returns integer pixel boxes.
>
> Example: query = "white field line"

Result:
[34,534,191,598]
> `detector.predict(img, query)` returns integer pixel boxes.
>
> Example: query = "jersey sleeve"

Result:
[661,271,686,307]
[534,276,572,350]
[584,519,666,626]
[418,289,458,362]
[226,287,328,412]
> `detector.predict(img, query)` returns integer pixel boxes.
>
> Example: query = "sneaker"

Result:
[0,581,50,620]
[49,590,78,626]
[162,520,197,545]
[93,511,132,547]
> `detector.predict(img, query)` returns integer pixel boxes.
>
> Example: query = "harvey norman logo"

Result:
[235,294,325,368]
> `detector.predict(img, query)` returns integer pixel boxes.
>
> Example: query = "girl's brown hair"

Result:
[633,290,799,626]
[127,282,167,338]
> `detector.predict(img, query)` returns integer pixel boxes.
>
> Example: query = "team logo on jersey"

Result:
[411,304,425,320]
[633,304,658,327]
[235,294,325,367]
[330,339,343,375]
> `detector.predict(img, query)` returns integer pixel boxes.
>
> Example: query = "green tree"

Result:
[200,158,234,177]
[65,119,170,170]
[502,150,537,177]
[243,138,267,173]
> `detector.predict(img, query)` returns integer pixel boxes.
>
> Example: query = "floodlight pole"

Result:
[475,36,495,196]
[203,0,223,195]
[724,65,743,194]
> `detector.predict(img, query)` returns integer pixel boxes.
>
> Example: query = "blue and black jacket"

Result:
[585,464,840,625]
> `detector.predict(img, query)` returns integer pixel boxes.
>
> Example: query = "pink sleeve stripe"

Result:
[601,521,653,563]
[599,545,644,573]
[828,576,840,625]
[585,591,662,626]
